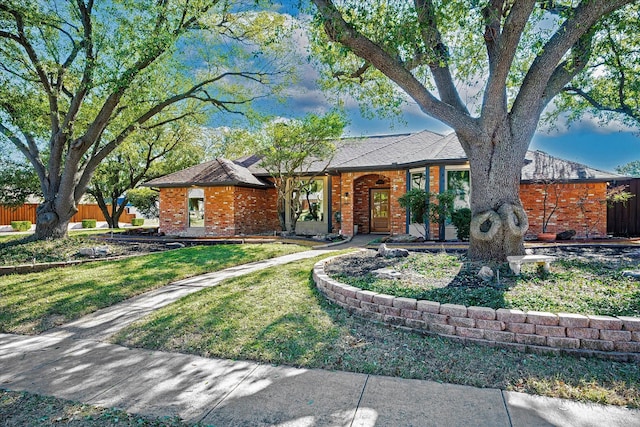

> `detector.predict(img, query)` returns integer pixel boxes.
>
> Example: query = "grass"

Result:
[0,390,195,426]
[0,243,307,334]
[113,254,640,408]
[331,252,640,317]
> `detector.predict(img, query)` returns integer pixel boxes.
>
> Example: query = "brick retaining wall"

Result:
[313,256,640,361]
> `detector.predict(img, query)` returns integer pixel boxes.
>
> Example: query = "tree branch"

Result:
[311,0,475,135]
[413,0,468,113]
[481,0,535,126]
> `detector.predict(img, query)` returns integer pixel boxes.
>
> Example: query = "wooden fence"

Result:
[607,178,640,237]
[0,203,136,226]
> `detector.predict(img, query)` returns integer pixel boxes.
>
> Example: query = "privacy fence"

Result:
[607,178,640,237]
[0,203,135,226]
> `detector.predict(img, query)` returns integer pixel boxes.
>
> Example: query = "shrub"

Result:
[10,220,31,232]
[451,208,471,241]
[82,219,97,228]
[131,218,144,226]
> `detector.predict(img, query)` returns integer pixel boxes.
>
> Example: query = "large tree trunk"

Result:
[462,129,530,262]
[34,199,77,240]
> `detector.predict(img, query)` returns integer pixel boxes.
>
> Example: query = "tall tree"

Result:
[309,0,635,261]
[0,0,291,239]
[88,119,205,228]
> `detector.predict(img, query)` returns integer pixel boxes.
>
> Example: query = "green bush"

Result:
[10,220,31,232]
[451,208,472,241]
[81,219,97,229]
[131,218,144,226]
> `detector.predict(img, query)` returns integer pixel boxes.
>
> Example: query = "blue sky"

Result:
[260,1,640,174]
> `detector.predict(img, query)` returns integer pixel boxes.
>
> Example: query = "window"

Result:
[297,179,324,222]
[188,188,204,228]
[446,169,470,210]
[411,172,426,190]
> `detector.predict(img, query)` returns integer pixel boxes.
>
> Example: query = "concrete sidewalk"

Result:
[2,246,639,426]
[2,333,639,426]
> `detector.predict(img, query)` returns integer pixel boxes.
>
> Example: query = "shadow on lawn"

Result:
[304,272,640,407]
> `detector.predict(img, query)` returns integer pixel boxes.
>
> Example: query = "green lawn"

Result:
[114,255,640,408]
[332,252,640,317]
[0,243,307,334]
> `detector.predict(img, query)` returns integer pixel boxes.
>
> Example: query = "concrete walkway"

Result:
[2,245,639,426]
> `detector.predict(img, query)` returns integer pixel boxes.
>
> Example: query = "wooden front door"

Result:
[370,189,390,233]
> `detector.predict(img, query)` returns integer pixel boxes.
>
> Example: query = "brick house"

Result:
[145,130,622,239]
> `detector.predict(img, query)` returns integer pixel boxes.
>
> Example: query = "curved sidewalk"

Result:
[1,247,639,426]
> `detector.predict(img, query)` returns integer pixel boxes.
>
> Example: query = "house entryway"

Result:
[370,188,390,233]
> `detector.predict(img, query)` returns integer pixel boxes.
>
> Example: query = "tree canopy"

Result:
[309,0,635,261]
[0,0,294,239]
[551,3,640,131]
[617,160,640,177]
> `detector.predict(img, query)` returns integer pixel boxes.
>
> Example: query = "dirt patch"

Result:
[325,245,640,291]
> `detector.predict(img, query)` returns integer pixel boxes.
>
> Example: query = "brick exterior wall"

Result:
[158,186,279,237]
[159,172,608,239]
[234,187,279,235]
[158,187,188,235]
[314,257,640,360]
[520,182,607,238]
[204,186,235,235]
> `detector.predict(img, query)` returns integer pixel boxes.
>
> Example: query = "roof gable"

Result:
[143,158,270,188]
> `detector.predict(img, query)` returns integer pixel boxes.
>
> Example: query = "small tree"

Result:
[539,181,560,234]
[451,208,472,241]
[398,189,455,241]
[243,112,346,233]
[88,121,204,228]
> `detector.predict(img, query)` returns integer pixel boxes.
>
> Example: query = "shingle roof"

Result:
[145,131,622,188]
[237,130,468,175]
[521,150,621,182]
[143,158,270,188]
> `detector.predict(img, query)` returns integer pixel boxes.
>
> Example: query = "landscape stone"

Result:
[477,266,494,281]
[555,229,576,240]
[166,242,186,249]
[622,270,640,280]
[376,243,409,258]
[373,268,403,280]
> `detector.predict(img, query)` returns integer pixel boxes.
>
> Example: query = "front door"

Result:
[370,189,390,233]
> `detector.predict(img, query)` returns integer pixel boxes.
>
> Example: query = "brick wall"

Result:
[159,185,279,237]
[335,170,408,235]
[234,187,279,235]
[204,186,235,235]
[314,257,640,360]
[520,182,607,238]
[159,177,609,239]
[158,187,188,235]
